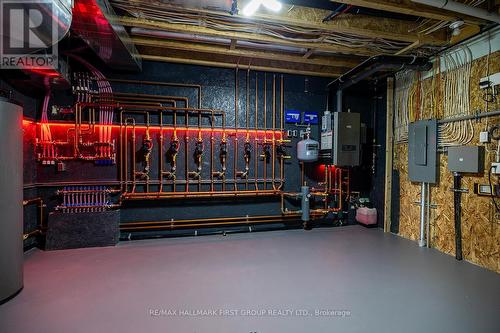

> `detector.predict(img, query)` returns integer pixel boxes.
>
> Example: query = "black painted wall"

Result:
[3,60,388,244]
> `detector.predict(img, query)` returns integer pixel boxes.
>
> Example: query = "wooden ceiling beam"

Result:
[118,16,380,56]
[138,55,342,78]
[330,0,483,24]
[131,36,360,68]
[111,2,447,45]
[251,5,447,45]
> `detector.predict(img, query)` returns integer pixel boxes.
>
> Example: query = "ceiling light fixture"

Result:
[449,20,464,37]
[243,0,282,16]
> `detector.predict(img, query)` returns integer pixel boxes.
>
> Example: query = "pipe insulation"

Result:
[411,0,500,24]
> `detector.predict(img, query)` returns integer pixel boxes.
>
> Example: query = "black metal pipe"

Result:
[453,173,463,261]
[327,55,432,91]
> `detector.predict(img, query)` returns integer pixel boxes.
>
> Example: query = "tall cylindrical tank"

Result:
[0,96,23,304]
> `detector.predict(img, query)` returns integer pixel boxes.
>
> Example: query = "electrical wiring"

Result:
[66,53,114,157]
[110,0,411,54]
[394,70,416,143]
[438,46,474,147]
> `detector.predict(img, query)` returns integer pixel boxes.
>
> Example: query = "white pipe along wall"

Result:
[411,0,500,24]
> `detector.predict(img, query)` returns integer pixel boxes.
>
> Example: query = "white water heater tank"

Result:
[297,137,319,162]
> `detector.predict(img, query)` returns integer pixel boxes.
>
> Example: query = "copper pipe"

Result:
[129,118,137,192]
[120,111,124,192]
[185,127,189,193]
[121,190,281,200]
[272,74,276,190]
[122,218,309,231]
[120,213,324,232]
[22,198,45,240]
[78,103,225,119]
[263,73,267,190]
[254,72,259,191]
[112,92,189,107]
[278,75,285,190]
[245,69,251,190]
[159,109,165,193]
[125,214,303,226]
[234,67,239,191]
[107,79,202,108]
[210,112,215,192]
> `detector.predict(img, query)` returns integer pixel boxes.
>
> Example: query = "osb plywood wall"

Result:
[394,51,500,273]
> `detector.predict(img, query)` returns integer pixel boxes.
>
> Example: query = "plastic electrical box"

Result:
[480,131,490,143]
[492,162,500,175]
[447,146,484,173]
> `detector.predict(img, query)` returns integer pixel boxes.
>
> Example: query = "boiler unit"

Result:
[320,111,361,166]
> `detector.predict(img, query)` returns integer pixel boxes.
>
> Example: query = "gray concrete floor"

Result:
[1,225,499,333]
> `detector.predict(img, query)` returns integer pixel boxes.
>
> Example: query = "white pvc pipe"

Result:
[411,0,500,24]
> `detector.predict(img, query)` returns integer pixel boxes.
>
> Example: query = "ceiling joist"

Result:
[131,36,360,69]
[117,16,380,56]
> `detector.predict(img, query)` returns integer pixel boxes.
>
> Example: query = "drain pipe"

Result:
[411,0,500,24]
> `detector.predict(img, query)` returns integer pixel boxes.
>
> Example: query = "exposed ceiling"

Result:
[107,0,497,77]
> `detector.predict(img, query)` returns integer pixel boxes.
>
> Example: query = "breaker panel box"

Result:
[408,120,438,184]
[320,112,360,166]
[447,146,484,173]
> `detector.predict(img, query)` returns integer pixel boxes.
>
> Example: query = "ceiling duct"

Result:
[328,55,432,112]
[71,0,142,71]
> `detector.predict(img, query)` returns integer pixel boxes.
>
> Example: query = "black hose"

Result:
[453,173,463,261]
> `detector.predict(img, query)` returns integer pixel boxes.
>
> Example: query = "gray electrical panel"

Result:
[333,112,360,166]
[447,146,484,173]
[408,120,438,183]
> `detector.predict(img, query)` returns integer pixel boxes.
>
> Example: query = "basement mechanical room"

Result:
[1,1,499,333]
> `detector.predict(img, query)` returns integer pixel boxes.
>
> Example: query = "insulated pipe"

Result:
[327,55,432,90]
[419,182,426,247]
[411,0,500,24]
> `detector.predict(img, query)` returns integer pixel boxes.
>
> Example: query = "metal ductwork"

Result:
[71,0,142,71]
[411,0,500,24]
[327,55,432,112]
